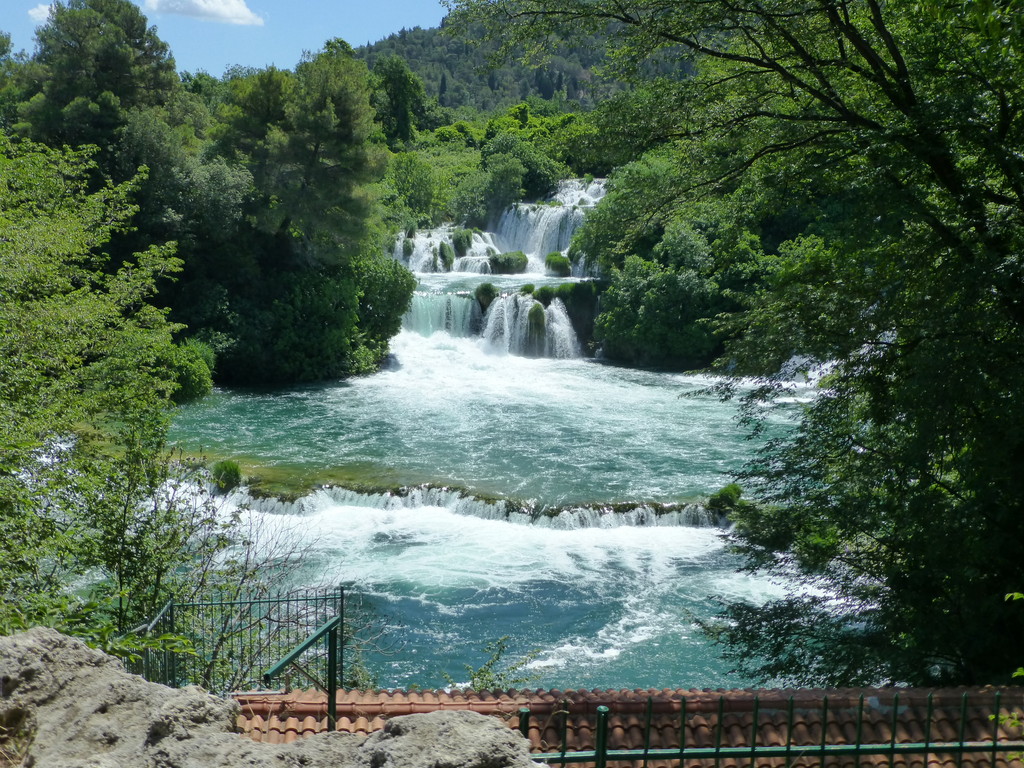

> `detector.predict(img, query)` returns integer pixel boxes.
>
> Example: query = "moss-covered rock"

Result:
[402,237,414,258]
[439,241,455,271]
[545,252,571,277]
[488,250,529,274]
[525,301,546,357]
[452,228,474,257]
[475,282,499,312]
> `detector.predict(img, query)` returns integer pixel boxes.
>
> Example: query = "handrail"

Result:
[124,598,174,636]
[264,615,343,728]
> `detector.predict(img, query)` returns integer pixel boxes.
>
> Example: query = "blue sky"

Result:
[5,1,449,75]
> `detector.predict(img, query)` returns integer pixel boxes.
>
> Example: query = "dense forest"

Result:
[3,0,1024,690]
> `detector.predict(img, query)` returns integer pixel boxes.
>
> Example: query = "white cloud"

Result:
[144,0,264,26]
[28,3,52,23]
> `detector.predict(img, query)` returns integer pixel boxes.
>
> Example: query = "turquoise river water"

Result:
[170,181,808,690]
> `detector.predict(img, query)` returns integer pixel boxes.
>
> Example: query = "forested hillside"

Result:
[355,23,686,113]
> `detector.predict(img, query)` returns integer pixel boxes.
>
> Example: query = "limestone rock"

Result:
[0,628,540,768]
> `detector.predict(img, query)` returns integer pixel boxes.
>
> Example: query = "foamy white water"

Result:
[226,492,787,689]
[171,180,799,689]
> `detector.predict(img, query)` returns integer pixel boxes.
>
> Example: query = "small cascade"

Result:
[231,485,722,530]
[545,298,581,359]
[552,177,608,208]
[494,205,585,270]
[481,293,584,358]
[403,292,480,337]
[492,178,607,272]
[394,228,503,275]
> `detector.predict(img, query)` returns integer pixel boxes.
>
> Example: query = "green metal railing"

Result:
[127,587,344,694]
[517,692,1024,767]
[264,615,343,728]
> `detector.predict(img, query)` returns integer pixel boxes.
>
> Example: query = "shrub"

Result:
[169,339,214,404]
[211,460,242,493]
[533,285,555,305]
[708,483,744,512]
[545,252,571,277]
[402,237,414,258]
[489,251,529,274]
[439,241,455,271]
[475,282,499,312]
[452,228,474,257]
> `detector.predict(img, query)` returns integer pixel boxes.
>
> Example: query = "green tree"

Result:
[371,53,427,147]
[596,255,720,369]
[15,0,177,150]
[447,0,1024,685]
[0,135,181,632]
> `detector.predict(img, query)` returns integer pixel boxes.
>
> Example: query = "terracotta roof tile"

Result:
[233,686,1024,766]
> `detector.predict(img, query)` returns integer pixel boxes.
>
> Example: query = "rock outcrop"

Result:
[0,628,541,768]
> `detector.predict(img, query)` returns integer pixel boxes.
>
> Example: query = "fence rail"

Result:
[126,587,344,695]
[515,691,1024,767]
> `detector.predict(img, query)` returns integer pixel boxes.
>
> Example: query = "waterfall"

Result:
[233,485,723,530]
[545,298,581,359]
[481,294,583,358]
[494,204,585,270]
[393,178,604,358]
[492,178,607,273]
[481,293,537,355]
[403,292,480,337]
[393,227,452,273]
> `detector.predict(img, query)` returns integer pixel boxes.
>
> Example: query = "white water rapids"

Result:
[171,180,809,689]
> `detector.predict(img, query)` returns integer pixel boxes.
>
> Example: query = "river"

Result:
[170,180,805,690]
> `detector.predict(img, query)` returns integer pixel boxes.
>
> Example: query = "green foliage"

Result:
[211,460,242,493]
[0,135,211,634]
[452,228,474,256]
[438,241,456,271]
[450,0,1024,686]
[474,281,499,311]
[706,483,747,514]
[166,339,214,404]
[544,252,571,277]
[482,131,566,200]
[15,0,177,149]
[387,152,440,224]
[489,250,528,274]
[596,256,720,369]
[371,54,428,147]
[356,26,650,112]
[442,636,540,691]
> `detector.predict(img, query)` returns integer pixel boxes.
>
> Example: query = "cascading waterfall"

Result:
[169,175,791,691]
[480,294,581,358]
[403,292,480,337]
[391,179,607,358]
[493,204,585,271]
[544,298,581,358]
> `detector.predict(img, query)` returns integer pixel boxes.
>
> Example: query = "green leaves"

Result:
[448,0,1024,685]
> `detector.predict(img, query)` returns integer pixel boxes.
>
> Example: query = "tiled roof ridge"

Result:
[235,685,1019,719]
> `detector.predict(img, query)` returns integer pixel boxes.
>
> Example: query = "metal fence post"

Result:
[519,707,531,740]
[595,705,609,768]
[327,622,338,730]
